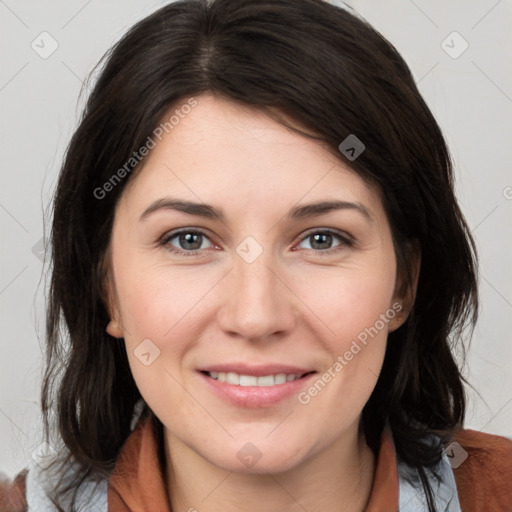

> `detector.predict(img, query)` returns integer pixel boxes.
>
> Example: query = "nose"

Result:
[216,251,297,342]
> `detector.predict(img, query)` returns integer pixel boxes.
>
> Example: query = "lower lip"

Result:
[198,371,317,408]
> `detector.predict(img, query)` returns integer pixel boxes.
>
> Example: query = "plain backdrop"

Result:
[1,0,511,477]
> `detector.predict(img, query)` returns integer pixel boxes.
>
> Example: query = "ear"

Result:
[101,254,124,339]
[106,318,123,339]
[388,240,421,333]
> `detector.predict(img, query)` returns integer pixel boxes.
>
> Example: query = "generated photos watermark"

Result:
[298,302,403,405]
[93,97,198,200]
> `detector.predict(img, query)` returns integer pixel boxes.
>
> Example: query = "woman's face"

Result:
[106,93,409,473]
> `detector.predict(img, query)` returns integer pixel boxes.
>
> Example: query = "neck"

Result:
[164,424,376,512]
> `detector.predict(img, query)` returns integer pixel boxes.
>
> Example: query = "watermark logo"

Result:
[31,237,48,262]
[338,134,365,161]
[443,442,468,469]
[236,236,263,264]
[134,338,161,366]
[31,32,59,59]
[441,31,469,59]
[237,442,263,468]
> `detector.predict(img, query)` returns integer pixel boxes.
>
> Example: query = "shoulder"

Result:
[1,459,109,512]
[0,469,28,512]
[450,428,512,511]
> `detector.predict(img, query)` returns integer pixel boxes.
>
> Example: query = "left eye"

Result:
[296,230,349,251]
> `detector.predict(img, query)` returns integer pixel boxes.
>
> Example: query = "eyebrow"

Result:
[139,197,373,223]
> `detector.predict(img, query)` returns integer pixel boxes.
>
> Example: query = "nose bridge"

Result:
[217,246,295,340]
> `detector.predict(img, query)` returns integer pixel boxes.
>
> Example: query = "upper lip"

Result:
[198,363,316,377]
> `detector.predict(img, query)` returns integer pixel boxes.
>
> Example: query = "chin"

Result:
[204,441,307,475]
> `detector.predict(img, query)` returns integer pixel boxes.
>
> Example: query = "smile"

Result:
[198,369,318,408]
[203,371,313,386]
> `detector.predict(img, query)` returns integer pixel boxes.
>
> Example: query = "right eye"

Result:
[161,229,215,256]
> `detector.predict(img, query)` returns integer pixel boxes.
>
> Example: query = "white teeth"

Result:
[226,372,239,385]
[257,375,275,387]
[274,373,287,385]
[239,375,258,386]
[208,371,303,386]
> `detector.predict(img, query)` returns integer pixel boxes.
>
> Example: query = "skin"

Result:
[106,93,419,512]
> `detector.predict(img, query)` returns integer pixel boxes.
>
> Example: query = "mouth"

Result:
[200,370,316,387]
[197,367,318,408]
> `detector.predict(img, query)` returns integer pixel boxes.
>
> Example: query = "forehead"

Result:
[119,94,382,220]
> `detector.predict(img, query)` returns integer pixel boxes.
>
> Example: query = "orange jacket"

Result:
[2,415,512,511]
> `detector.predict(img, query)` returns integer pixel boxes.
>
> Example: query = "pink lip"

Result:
[197,363,315,377]
[197,370,317,408]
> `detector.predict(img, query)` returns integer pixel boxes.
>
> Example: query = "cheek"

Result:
[293,261,397,344]
[115,267,212,420]
[113,250,215,335]
[290,264,396,412]
[113,263,218,379]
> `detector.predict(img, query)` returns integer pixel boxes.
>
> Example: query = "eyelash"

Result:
[159,228,354,257]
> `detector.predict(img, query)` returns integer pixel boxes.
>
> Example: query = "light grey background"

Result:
[1,0,511,477]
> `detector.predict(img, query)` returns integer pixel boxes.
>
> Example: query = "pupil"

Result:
[180,232,202,250]
[311,233,331,250]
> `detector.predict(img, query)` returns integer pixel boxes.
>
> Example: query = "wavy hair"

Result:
[42,1,478,509]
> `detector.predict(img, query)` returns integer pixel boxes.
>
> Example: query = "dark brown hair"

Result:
[42,0,478,509]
